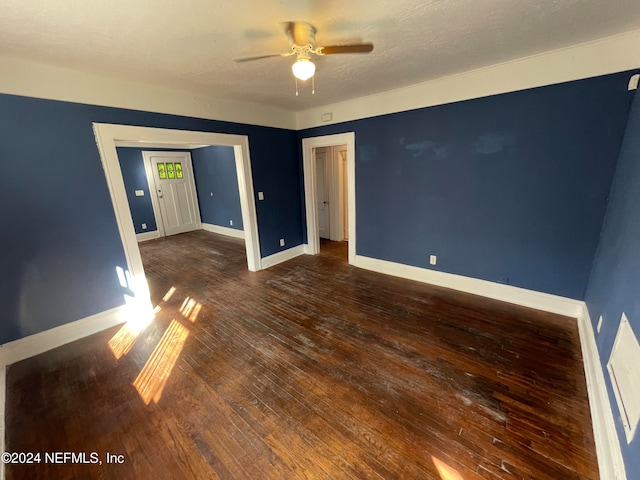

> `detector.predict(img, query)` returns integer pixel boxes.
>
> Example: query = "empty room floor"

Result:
[5,231,598,479]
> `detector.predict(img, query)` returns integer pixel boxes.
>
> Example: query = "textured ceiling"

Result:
[2,0,640,112]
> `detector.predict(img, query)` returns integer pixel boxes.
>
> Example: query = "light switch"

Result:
[135,190,144,197]
[258,192,264,200]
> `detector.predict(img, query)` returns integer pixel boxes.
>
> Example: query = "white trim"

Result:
[302,133,356,265]
[354,255,583,318]
[0,55,296,130]
[136,230,160,242]
[93,125,262,296]
[577,303,628,480]
[202,223,245,239]
[0,306,127,368]
[296,29,640,129]
[261,245,306,269]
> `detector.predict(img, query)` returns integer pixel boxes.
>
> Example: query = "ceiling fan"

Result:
[234,21,374,93]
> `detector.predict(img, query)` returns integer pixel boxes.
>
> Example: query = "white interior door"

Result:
[315,147,330,239]
[147,152,201,236]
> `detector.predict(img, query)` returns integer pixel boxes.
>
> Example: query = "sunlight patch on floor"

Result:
[108,285,174,359]
[432,456,465,480]
[179,296,202,322]
[162,286,177,302]
[133,319,189,405]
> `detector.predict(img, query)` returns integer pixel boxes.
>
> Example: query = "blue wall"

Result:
[191,146,243,231]
[0,93,300,344]
[585,90,640,479]
[299,71,636,299]
[116,147,160,234]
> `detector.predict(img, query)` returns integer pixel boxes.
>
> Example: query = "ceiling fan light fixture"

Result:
[292,58,315,81]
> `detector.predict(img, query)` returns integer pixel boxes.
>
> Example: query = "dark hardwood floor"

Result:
[5,231,598,479]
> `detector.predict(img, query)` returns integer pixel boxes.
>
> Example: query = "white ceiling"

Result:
[2,0,640,112]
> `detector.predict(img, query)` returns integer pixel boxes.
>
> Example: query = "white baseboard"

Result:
[0,305,128,480]
[261,244,306,269]
[202,223,245,239]
[0,306,127,368]
[136,230,160,242]
[354,255,583,318]
[303,243,313,255]
[577,303,627,480]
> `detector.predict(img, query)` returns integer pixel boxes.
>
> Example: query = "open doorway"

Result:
[315,144,349,261]
[93,123,262,312]
[302,132,356,265]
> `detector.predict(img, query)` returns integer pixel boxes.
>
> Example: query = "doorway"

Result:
[302,132,356,265]
[94,123,262,312]
[314,144,348,242]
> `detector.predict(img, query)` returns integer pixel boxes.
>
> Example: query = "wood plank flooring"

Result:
[5,231,599,479]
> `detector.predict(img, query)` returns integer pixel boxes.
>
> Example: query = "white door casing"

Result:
[93,123,262,316]
[302,132,356,264]
[144,151,201,236]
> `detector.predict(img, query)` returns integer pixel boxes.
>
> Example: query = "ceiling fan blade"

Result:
[320,43,374,55]
[234,52,291,63]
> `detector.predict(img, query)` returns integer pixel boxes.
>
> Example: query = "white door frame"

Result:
[302,132,356,264]
[142,151,201,237]
[94,123,262,306]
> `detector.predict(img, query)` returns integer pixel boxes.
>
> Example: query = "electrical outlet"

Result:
[280,238,285,247]
[429,255,436,265]
[230,220,233,226]
[210,192,214,197]
[142,223,147,230]
[597,315,603,333]
[258,192,265,200]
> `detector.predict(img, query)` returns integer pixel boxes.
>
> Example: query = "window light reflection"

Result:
[432,456,465,480]
[179,296,202,322]
[108,285,175,359]
[133,319,189,405]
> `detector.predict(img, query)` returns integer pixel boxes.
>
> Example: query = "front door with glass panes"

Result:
[146,151,200,237]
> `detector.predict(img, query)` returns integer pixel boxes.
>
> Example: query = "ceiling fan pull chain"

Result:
[295,77,299,96]
[312,76,315,95]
